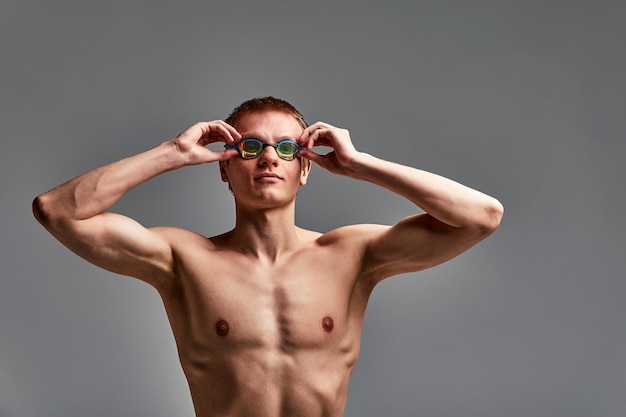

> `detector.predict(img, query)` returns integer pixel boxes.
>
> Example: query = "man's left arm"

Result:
[298,122,504,283]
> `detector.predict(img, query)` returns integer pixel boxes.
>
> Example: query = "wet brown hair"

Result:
[225,96,308,129]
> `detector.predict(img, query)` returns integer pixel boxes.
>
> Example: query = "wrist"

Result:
[162,140,190,169]
[344,152,381,180]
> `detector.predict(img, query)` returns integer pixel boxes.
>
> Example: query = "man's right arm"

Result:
[32,121,240,286]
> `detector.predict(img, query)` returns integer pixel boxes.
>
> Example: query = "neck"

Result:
[228,202,300,262]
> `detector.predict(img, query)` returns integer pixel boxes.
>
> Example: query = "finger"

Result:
[210,122,241,143]
[298,122,331,144]
[301,127,334,149]
[217,120,242,142]
[298,149,322,164]
[299,125,322,148]
[211,148,239,161]
[197,121,241,143]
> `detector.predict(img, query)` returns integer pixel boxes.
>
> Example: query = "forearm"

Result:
[347,152,503,230]
[34,141,184,222]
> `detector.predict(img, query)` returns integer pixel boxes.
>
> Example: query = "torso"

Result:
[154,226,375,417]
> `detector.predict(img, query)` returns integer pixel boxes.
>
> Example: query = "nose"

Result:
[257,144,280,165]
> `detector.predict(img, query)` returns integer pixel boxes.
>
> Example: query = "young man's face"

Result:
[220,110,311,208]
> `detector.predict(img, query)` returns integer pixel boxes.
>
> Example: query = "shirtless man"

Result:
[33,97,503,417]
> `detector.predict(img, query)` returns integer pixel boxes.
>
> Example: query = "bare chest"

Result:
[162,246,368,353]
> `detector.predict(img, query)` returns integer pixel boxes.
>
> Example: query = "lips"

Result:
[254,172,282,180]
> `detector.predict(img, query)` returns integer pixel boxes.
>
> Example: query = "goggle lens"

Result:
[240,140,263,158]
[276,141,299,159]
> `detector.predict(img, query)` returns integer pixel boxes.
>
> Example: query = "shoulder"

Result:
[316,224,390,246]
[148,227,232,285]
[150,225,208,241]
[307,224,391,265]
[149,226,220,256]
[302,224,396,288]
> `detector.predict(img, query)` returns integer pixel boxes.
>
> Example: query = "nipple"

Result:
[215,319,230,337]
[322,316,334,333]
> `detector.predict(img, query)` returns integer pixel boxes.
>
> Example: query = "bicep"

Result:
[48,212,174,285]
[362,213,488,283]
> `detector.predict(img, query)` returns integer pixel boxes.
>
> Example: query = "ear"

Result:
[299,157,312,186]
[219,160,229,183]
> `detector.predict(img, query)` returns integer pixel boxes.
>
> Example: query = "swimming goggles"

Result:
[225,138,304,161]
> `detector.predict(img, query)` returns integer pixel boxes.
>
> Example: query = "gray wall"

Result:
[2,1,625,416]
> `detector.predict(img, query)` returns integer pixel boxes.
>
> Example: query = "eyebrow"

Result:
[239,133,297,141]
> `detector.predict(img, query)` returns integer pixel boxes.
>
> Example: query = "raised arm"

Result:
[32,121,241,286]
[298,122,504,284]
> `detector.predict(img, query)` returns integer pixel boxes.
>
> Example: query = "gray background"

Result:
[2,1,625,416]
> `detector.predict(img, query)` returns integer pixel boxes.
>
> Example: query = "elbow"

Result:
[479,198,504,235]
[32,194,49,226]
[32,193,59,228]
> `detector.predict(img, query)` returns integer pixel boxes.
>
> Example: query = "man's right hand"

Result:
[173,121,242,165]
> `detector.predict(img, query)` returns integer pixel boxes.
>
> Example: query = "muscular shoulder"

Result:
[149,226,221,266]
[316,224,389,247]
[146,226,229,285]
[313,224,390,272]
[150,226,210,246]
[318,223,408,285]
